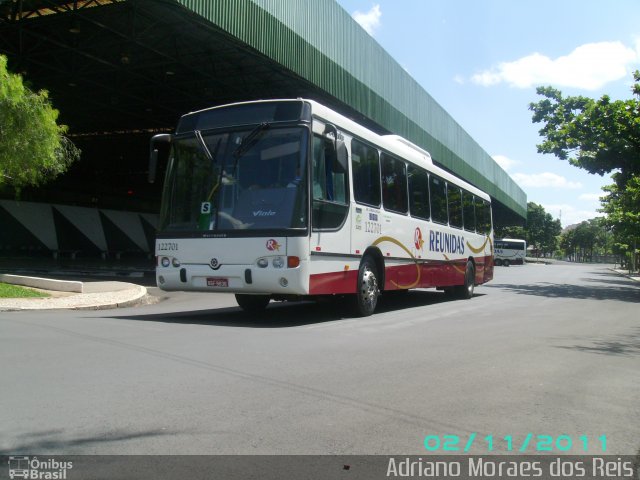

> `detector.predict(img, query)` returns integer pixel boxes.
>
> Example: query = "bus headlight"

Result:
[272,257,285,268]
[257,258,269,268]
[161,257,171,268]
[172,258,181,268]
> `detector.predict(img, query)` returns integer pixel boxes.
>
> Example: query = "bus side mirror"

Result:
[148,149,159,184]
[148,133,172,184]
[323,123,347,170]
[336,139,348,171]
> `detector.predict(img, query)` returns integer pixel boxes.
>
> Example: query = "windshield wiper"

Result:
[195,130,214,162]
[232,122,270,160]
[204,136,223,202]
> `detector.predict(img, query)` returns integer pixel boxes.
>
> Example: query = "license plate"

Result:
[207,277,228,287]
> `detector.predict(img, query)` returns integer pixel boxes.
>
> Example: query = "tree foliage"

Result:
[495,224,525,240]
[601,175,640,237]
[526,202,561,257]
[531,71,640,269]
[560,218,611,263]
[529,70,640,185]
[0,54,80,191]
[600,175,640,270]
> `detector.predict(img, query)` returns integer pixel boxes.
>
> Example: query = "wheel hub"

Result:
[360,268,378,306]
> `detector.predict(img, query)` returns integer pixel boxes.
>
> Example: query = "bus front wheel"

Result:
[235,294,270,313]
[503,259,510,267]
[352,256,380,317]
[494,258,502,266]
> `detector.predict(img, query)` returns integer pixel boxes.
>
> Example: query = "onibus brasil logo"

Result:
[8,456,73,479]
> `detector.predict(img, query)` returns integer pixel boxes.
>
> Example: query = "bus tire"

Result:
[352,256,380,316]
[503,259,510,267]
[454,261,475,299]
[494,258,502,266]
[235,294,270,313]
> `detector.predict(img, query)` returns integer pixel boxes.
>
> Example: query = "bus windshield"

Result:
[159,126,308,233]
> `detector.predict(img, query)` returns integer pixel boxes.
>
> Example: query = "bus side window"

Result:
[462,190,476,232]
[351,138,381,207]
[475,198,491,234]
[312,136,326,200]
[447,184,463,228]
[312,134,347,201]
[408,165,430,220]
[312,134,349,230]
[429,175,448,225]
[381,153,408,214]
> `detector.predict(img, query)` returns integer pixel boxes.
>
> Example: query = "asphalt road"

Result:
[1,263,638,456]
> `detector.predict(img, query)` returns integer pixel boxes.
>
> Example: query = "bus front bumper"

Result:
[156,262,309,296]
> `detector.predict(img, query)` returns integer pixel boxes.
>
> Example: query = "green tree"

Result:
[530,71,640,270]
[600,176,640,271]
[574,219,607,262]
[529,70,640,184]
[494,224,525,240]
[526,202,561,257]
[0,54,80,191]
[560,218,613,263]
[559,228,576,260]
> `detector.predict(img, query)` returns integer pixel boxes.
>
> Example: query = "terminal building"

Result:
[0,0,526,260]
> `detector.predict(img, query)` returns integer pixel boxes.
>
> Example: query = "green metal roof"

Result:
[0,0,525,220]
[176,0,527,219]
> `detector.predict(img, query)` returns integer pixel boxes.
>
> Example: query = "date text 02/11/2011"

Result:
[423,434,607,453]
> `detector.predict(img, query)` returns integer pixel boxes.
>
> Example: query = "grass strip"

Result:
[0,282,50,298]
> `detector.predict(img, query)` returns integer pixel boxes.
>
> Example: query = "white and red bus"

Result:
[150,99,494,316]
[494,238,526,266]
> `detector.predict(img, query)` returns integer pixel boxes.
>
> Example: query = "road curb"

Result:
[71,286,150,310]
[0,285,149,312]
[0,274,83,292]
[609,268,640,283]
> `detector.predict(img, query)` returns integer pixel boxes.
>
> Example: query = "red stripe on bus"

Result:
[309,255,493,295]
[309,270,358,295]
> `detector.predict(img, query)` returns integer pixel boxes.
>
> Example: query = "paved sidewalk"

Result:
[0,275,149,312]
[612,268,640,282]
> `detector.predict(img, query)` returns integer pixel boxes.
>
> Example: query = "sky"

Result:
[335,0,640,227]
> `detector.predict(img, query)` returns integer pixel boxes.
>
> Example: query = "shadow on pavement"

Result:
[0,428,177,455]
[106,290,473,328]
[581,277,638,288]
[484,280,639,303]
[555,327,640,357]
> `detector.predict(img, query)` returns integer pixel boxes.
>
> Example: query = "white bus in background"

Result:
[494,238,526,266]
[149,99,494,316]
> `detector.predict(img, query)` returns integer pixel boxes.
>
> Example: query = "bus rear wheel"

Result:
[352,256,380,317]
[235,294,270,313]
[503,259,510,267]
[453,261,475,299]
[494,258,502,266]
